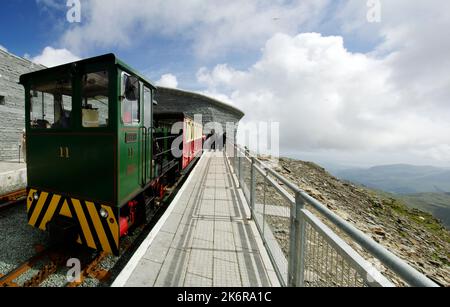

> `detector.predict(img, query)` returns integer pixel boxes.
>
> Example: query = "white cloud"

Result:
[197,32,450,165]
[0,45,7,52]
[31,46,80,67]
[60,0,329,57]
[336,0,450,110]
[33,0,450,166]
[156,74,178,88]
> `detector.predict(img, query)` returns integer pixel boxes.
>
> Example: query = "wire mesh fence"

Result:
[227,144,438,288]
[240,156,252,205]
[301,211,381,287]
[303,222,366,287]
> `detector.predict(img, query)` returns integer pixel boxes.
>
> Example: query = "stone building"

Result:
[0,49,44,161]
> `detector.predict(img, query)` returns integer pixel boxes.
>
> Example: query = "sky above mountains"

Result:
[1,0,449,167]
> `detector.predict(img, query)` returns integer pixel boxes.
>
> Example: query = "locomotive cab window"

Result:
[82,71,109,128]
[30,78,72,129]
[121,73,140,125]
[144,86,152,128]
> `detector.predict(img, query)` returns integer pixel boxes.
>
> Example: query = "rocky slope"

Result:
[261,157,450,286]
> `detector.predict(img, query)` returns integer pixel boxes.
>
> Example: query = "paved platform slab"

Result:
[0,161,26,174]
[114,151,277,287]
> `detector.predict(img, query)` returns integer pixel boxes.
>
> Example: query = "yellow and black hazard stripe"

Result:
[27,189,119,255]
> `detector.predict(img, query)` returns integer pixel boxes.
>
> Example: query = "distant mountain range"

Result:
[335,164,450,194]
[333,164,450,229]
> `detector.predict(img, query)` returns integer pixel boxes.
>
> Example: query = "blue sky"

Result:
[2,1,259,89]
[0,1,49,56]
[0,0,378,88]
[0,2,229,80]
[1,0,450,167]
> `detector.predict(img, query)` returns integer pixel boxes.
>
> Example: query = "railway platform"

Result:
[112,151,279,287]
[0,161,26,196]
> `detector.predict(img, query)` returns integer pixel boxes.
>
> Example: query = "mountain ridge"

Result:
[335,164,450,194]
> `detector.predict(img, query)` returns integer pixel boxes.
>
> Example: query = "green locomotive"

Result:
[20,54,203,255]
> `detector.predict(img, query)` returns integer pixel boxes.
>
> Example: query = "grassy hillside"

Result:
[335,164,450,230]
[400,193,450,229]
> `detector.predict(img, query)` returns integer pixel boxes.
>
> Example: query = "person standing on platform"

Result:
[210,129,216,151]
[222,132,227,151]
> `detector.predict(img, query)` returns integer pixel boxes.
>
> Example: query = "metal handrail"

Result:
[301,209,394,287]
[297,191,438,287]
[229,143,439,287]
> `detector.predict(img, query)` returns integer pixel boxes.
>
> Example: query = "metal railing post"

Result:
[262,173,267,237]
[234,145,239,176]
[288,192,307,287]
[238,154,242,188]
[296,193,307,287]
[288,195,298,286]
[250,157,256,220]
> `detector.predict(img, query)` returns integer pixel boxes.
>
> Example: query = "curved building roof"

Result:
[156,87,245,119]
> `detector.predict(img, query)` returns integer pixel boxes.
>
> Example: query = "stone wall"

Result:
[154,87,245,134]
[0,49,44,161]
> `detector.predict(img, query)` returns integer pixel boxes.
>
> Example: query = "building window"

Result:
[0,96,5,105]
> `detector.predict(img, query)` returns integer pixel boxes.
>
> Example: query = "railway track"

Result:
[0,245,112,287]
[65,252,110,287]
[0,189,27,212]
[0,190,115,287]
[0,195,169,287]
[0,198,165,287]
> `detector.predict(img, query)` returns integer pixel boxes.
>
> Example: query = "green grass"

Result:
[365,189,450,244]
[399,193,450,228]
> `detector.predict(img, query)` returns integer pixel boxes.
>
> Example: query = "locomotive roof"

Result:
[19,53,157,89]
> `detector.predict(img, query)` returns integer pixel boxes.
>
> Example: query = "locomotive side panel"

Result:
[27,133,115,204]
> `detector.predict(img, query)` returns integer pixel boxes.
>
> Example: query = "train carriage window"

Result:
[82,71,109,128]
[30,78,72,129]
[121,73,140,125]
